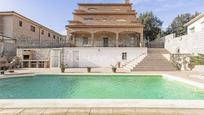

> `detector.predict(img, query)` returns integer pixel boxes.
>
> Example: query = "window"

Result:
[88,8,97,11]
[122,52,127,60]
[53,35,56,39]
[113,9,121,11]
[83,37,88,45]
[30,25,35,32]
[41,30,44,35]
[189,27,195,33]
[201,21,204,30]
[48,33,50,37]
[84,17,93,21]
[19,21,23,27]
[116,19,127,22]
[102,18,108,22]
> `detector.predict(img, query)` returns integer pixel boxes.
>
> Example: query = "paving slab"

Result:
[43,108,68,115]
[112,108,136,115]
[0,109,23,115]
[90,108,113,115]
[19,109,45,115]
[66,108,90,115]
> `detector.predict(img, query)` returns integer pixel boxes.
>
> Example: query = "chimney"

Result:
[125,0,130,4]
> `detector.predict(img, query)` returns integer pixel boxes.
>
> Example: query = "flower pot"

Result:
[112,68,117,73]
[61,68,65,73]
[87,68,91,73]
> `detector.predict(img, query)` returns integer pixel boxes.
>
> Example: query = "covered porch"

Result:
[69,31,144,47]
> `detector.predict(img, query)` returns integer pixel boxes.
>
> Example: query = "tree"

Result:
[139,12,163,41]
[167,12,200,37]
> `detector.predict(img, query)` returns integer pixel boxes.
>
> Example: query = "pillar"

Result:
[91,33,94,46]
[116,33,119,47]
[140,33,144,47]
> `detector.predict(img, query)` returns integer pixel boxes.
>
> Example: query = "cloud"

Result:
[60,30,67,35]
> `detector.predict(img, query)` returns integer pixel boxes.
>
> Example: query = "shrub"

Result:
[190,54,204,68]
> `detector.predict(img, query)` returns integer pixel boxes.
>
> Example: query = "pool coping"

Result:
[1,73,204,109]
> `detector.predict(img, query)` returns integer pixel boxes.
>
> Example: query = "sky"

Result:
[0,0,203,35]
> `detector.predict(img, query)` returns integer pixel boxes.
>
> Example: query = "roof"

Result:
[78,3,132,6]
[184,12,204,27]
[0,11,62,36]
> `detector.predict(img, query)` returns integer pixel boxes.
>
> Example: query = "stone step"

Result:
[132,48,178,71]
[133,69,178,71]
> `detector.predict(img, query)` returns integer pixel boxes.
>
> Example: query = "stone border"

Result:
[1,99,204,109]
[163,74,204,89]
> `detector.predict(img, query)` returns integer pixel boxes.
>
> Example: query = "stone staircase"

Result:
[123,53,147,72]
[132,48,178,71]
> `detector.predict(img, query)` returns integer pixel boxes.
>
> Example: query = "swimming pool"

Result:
[0,75,204,99]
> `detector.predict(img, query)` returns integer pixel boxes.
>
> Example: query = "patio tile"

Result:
[19,109,45,115]
[66,108,90,115]
[43,108,68,115]
[135,109,160,115]
[175,109,204,115]
[90,108,113,115]
[112,108,136,115]
[0,109,23,115]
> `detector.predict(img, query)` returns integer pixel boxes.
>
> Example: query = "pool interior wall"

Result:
[0,74,204,99]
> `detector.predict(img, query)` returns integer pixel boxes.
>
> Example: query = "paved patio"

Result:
[0,108,204,115]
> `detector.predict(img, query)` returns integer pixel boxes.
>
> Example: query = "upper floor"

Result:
[68,1,141,27]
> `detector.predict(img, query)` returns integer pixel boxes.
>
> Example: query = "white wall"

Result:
[165,32,204,54]
[64,47,147,68]
[17,47,147,68]
[188,16,204,34]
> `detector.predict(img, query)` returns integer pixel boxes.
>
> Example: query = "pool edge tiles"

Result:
[163,74,204,89]
[1,99,204,109]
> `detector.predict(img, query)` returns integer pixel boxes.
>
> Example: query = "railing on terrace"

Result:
[70,40,141,47]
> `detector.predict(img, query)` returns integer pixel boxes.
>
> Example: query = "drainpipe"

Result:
[39,27,41,48]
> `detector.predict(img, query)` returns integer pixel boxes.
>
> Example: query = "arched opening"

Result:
[71,31,92,47]
[119,31,141,47]
[94,31,116,47]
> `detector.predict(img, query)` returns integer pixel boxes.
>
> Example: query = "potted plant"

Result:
[87,67,91,73]
[111,65,117,73]
[60,64,65,73]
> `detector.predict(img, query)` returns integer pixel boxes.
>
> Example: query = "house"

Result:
[63,0,147,68]
[165,12,204,54]
[184,12,204,34]
[0,11,64,57]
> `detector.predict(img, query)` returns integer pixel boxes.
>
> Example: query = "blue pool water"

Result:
[0,75,204,99]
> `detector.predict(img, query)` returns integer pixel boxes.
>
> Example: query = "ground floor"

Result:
[17,47,147,68]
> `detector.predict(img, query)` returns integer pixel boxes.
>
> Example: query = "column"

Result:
[116,33,119,47]
[91,33,94,47]
[140,33,144,47]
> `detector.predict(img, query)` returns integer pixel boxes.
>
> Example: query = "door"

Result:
[73,51,79,68]
[103,38,109,47]
[51,50,61,68]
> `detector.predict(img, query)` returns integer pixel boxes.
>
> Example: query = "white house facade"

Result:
[165,12,204,54]
[184,13,204,34]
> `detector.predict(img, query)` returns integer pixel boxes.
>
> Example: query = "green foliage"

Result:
[167,12,200,37]
[190,54,204,66]
[138,12,163,41]
[60,64,65,73]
